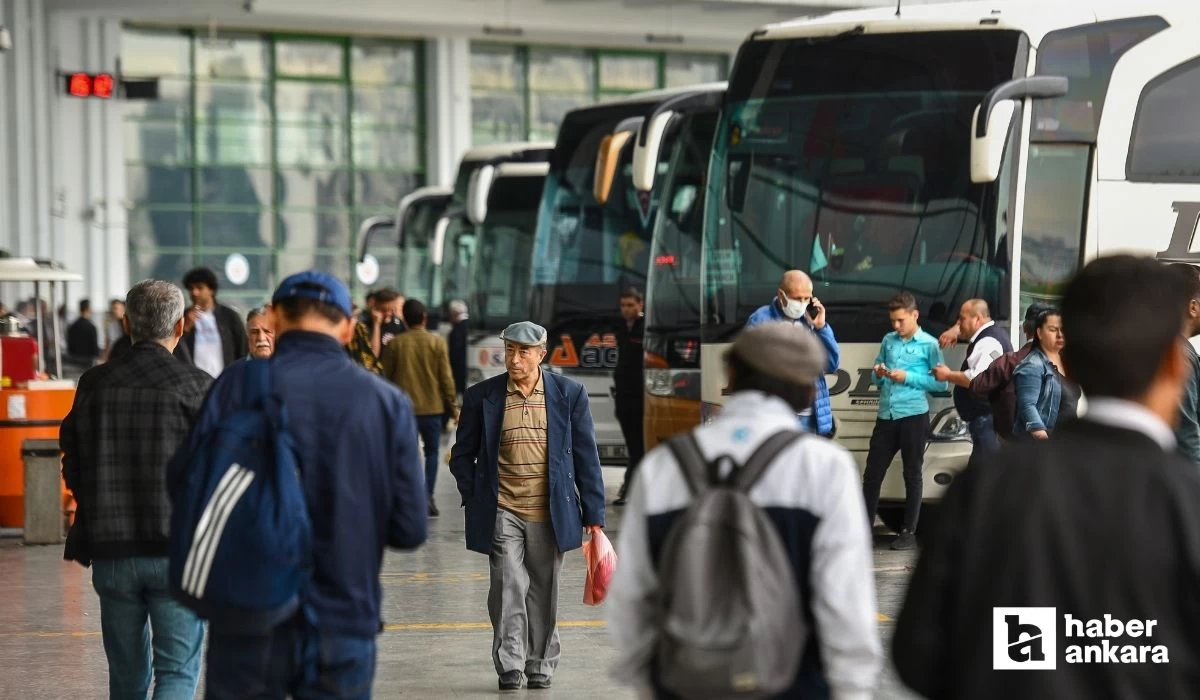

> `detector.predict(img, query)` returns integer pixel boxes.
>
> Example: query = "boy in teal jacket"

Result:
[863,291,948,550]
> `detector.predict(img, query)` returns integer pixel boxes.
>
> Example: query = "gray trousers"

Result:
[489,509,563,677]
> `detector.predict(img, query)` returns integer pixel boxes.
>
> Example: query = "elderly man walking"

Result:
[60,280,214,699]
[449,321,606,691]
[746,270,840,437]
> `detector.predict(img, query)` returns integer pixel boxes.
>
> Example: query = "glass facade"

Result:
[122,29,424,312]
[470,44,728,145]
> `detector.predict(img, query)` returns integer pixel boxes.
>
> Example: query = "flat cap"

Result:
[729,321,827,386]
[499,321,548,347]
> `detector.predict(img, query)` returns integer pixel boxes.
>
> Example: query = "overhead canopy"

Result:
[0,258,84,283]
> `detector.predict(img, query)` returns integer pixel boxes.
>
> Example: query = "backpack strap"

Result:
[665,433,710,497]
[243,359,271,409]
[730,430,805,492]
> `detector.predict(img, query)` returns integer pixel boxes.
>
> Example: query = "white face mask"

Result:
[781,298,809,320]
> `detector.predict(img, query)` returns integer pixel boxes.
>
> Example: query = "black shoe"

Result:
[527,674,551,689]
[428,502,440,517]
[891,530,917,551]
[613,496,627,507]
[499,671,522,690]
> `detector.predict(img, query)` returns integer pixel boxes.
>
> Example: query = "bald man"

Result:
[745,270,840,437]
[932,299,1012,465]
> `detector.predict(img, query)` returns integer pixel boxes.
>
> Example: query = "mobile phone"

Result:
[807,303,820,319]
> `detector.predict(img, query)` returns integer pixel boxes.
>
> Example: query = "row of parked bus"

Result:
[360,0,1200,525]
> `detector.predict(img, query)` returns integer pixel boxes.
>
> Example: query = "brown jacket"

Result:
[968,341,1034,438]
[381,328,458,416]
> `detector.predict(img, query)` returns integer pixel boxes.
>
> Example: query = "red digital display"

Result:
[92,73,115,99]
[64,72,116,99]
[655,254,676,266]
[68,73,91,98]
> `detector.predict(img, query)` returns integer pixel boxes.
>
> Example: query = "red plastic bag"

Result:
[582,527,617,606]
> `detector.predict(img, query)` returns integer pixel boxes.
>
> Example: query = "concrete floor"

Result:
[0,465,922,699]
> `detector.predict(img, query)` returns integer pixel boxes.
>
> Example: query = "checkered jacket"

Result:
[61,341,213,560]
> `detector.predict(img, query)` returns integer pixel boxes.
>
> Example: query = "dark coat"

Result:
[449,370,606,554]
[894,418,1200,699]
[182,302,248,369]
[109,333,193,365]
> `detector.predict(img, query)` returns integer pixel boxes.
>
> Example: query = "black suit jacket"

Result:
[448,320,468,394]
[182,302,247,369]
[894,418,1200,699]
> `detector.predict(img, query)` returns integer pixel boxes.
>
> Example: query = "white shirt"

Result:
[1082,397,1176,451]
[963,320,1006,381]
[193,310,225,378]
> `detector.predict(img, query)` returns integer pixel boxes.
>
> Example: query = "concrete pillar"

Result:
[424,36,472,188]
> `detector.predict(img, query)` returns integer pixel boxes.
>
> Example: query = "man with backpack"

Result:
[60,279,213,699]
[170,270,428,698]
[608,322,881,700]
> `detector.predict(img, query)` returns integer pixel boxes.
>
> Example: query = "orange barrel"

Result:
[0,387,75,527]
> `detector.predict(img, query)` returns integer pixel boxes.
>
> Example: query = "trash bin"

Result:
[22,438,63,545]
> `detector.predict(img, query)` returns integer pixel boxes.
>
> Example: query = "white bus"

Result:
[357,142,551,324]
[457,161,550,385]
[699,1,1200,531]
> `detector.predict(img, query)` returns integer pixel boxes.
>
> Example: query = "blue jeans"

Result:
[416,414,444,497]
[91,556,205,700]
[967,414,1000,467]
[206,616,376,699]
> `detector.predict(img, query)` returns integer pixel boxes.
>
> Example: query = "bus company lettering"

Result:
[549,334,618,369]
[1064,615,1169,664]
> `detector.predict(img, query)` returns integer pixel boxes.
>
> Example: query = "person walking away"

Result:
[449,321,606,691]
[965,302,1052,441]
[60,280,213,699]
[66,298,103,367]
[894,254,1200,699]
[245,307,276,360]
[1012,309,1079,439]
[381,298,459,517]
[931,299,1011,466]
[613,288,645,506]
[180,267,247,377]
[448,299,470,396]
[1169,263,1200,464]
[863,292,948,550]
[745,270,840,437]
[608,322,882,699]
[176,271,427,699]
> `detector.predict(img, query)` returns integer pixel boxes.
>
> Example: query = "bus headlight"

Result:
[467,368,484,386]
[929,407,971,442]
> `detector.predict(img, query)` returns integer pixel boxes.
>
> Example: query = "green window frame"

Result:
[468,43,729,144]
[122,27,426,308]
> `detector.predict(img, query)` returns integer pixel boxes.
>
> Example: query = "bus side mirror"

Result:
[970,75,1069,183]
[467,165,496,226]
[594,131,633,205]
[633,111,675,193]
[355,215,396,263]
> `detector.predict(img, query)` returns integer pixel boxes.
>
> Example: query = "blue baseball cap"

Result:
[271,271,353,318]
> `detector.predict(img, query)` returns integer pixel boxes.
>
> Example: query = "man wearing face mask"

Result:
[746,270,840,437]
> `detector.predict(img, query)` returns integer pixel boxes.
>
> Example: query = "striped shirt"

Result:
[497,371,550,522]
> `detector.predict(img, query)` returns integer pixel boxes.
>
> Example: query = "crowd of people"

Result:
[52,253,1200,699]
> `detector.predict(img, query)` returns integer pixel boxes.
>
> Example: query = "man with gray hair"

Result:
[608,322,881,698]
[61,279,214,699]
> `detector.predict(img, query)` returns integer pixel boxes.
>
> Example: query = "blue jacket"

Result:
[745,300,841,435]
[871,329,948,420]
[1012,346,1063,435]
[175,331,427,637]
[449,370,606,555]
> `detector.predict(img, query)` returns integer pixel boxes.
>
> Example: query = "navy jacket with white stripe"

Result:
[607,391,882,700]
[176,330,428,637]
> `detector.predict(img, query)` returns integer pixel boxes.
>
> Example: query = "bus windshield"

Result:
[705,30,1022,343]
[439,216,475,310]
[396,194,450,302]
[470,174,546,332]
[531,105,661,339]
[645,110,719,367]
